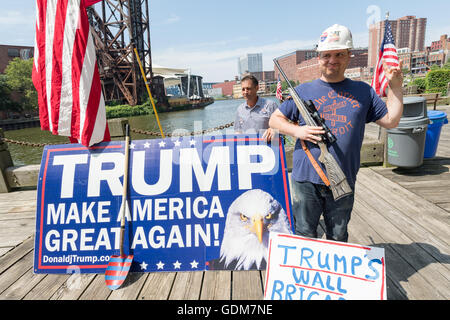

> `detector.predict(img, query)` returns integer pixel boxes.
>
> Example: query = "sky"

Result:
[1,0,450,82]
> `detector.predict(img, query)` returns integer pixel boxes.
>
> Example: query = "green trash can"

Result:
[386,97,430,168]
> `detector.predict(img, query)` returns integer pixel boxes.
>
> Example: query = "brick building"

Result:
[0,44,34,73]
[212,80,237,97]
[398,49,428,74]
[273,50,319,82]
[427,34,450,67]
[297,57,321,83]
[250,71,275,82]
[368,16,427,68]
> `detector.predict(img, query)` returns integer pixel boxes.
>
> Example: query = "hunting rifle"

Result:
[273,59,352,201]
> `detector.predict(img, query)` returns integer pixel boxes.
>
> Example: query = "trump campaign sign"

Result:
[34,134,293,274]
[264,232,386,300]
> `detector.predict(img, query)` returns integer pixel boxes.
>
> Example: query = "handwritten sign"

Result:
[34,134,293,274]
[264,232,386,300]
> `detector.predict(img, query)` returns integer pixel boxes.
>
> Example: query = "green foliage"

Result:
[4,57,37,111]
[410,77,426,93]
[270,80,298,93]
[425,69,450,95]
[0,75,13,112]
[105,103,153,119]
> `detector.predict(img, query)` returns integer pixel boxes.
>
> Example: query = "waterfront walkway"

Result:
[0,106,449,300]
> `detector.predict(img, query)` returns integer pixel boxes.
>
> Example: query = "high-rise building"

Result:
[238,53,263,77]
[368,16,427,68]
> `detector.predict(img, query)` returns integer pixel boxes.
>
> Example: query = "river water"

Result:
[4,97,280,166]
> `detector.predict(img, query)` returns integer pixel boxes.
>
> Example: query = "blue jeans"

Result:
[291,180,354,242]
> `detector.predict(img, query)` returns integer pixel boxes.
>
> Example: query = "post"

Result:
[107,118,129,140]
[0,128,13,192]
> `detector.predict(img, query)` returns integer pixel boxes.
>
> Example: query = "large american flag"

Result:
[276,75,283,100]
[371,20,400,97]
[32,0,110,147]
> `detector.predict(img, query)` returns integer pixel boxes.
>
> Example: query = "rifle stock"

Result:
[317,143,353,201]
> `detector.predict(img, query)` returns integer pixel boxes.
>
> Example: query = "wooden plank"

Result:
[352,194,449,298]
[108,272,149,300]
[437,202,450,211]
[50,273,97,300]
[357,168,450,247]
[79,274,112,300]
[0,190,37,202]
[0,268,45,300]
[138,272,176,300]
[23,273,70,300]
[0,236,34,274]
[349,204,444,299]
[398,179,450,189]
[360,140,384,165]
[199,270,231,300]
[0,250,34,295]
[0,218,35,248]
[168,271,204,300]
[231,270,263,300]
[0,247,12,256]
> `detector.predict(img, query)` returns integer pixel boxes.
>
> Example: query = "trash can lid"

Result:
[427,110,447,120]
[403,96,426,104]
[397,116,430,128]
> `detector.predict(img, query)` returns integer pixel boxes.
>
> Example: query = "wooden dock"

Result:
[0,106,449,300]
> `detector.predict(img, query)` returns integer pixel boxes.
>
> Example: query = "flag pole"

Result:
[133,48,165,138]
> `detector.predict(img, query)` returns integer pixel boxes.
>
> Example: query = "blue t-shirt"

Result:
[279,78,387,189]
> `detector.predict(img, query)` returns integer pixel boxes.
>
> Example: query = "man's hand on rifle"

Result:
[295,125,325,144]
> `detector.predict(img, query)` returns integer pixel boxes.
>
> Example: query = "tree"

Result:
[4,57,37,111]
[0,75,13,112]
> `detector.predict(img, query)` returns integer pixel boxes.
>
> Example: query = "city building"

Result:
[273,50,319,83]
[212,80,237,97]
[427,34,450,67]
[238,53,263,78]
[344,67,373,82]
[398,50,428,74]
[0,44,34,73]
[368,16,427,68]
[250,71,275,82]
[232,82,242,99]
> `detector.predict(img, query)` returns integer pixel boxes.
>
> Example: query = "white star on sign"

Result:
[190,260,199,269]
[140,261,148,270]
[189,139,196,146]
[173,260,182,269]
[143,141,150,148]
[129,143,136,149]
[174,139,181,147]
[159,141,166,148]
[156,261,165,270]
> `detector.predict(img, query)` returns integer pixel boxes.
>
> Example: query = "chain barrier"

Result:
[130,122,234,137]
[0,121,235,148]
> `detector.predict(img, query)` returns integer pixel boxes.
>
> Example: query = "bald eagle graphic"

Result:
[208,189,292,270]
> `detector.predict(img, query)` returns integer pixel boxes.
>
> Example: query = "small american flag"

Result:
[32,0,109,147]
[276,76,283,100]
[371,20,400,97]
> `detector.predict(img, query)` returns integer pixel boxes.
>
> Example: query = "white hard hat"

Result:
[317,24,353,52]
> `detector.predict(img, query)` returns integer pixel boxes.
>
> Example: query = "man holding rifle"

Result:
[269,24,403,242]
